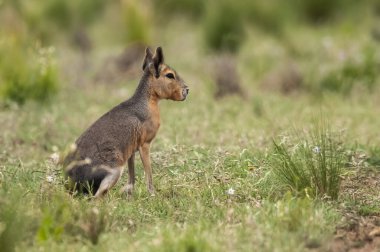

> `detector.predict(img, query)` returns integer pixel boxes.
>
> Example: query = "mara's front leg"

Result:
[139,143,155,195]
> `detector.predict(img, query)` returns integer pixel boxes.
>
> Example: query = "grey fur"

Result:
[63,47,189,197]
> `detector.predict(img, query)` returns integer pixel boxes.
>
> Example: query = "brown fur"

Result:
[63,47,189,197]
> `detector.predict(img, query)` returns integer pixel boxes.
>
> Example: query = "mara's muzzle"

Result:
[182,86,189,100]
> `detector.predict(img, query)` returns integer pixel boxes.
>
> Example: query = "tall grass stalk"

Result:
[270,123,345,200]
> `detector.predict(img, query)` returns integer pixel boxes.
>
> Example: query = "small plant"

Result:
[36,202,69,242]
[357,204,380,216]
[121,0,150,45]
[262,193,336,231]
[75,206,108,245]
[0,189,35,252]
[269,123,345,200]
[319,46,379,95]
[154,225,214,252]
[202,0,245,53]
[12,0,106,44]
[152,0,204,20]
[367,146,380,167]
[295,0,340,23]
[0,40,59,105]
[256,192,339,249]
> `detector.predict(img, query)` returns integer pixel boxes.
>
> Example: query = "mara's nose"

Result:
[182,86,189,99]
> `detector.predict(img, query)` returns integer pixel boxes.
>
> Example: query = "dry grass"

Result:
[1,2,380,251]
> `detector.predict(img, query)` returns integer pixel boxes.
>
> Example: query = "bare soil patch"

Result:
[327,169,380,252]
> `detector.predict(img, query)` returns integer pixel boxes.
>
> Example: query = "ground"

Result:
[327,169,380,252]
[1,10,380,252]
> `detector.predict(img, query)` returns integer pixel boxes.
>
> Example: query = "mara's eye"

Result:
[165,73,175,79]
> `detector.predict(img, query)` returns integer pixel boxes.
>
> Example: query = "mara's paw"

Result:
[121,184,134,198]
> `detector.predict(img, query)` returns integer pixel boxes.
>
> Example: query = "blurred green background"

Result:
[1,1,380,251]
[0,0,379,104]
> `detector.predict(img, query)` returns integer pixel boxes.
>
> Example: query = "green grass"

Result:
[0,78,377,251]
[269,123,346,199]
[121,1,150,45]
[0,151,339,251]
[357,204,380,216]
[202,0,245,53]
[0,40,59,105]
[1,1,380,251]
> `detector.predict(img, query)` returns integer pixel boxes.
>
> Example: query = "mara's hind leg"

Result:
[121,153,135,196]
[94,166,123,198]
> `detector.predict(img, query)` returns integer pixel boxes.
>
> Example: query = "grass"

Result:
[0,79,377,251]
[121,1,150,45]
[318,45,379,95]
[0,40,59,105]
[0,151,339,251]
[1,1,380,251]
[1,60,379,251]
[269,123,346,199]
[202,0,245,53]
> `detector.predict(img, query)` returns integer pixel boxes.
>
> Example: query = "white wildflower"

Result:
[49,152,60,164]
[226,188,235,195]
[313,146,321,154]
[46,175,54,183]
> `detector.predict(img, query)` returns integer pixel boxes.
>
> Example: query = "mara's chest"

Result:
[141,101,160,143]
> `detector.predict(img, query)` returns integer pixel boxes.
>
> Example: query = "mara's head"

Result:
[142,47,189,101]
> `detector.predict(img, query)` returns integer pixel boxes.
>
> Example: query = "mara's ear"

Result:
[153,47,164,78]
[142,47,153,71]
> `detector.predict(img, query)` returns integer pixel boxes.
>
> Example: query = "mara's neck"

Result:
[131,71,160,104]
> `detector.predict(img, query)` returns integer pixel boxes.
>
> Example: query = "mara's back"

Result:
[64,98,146,170]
